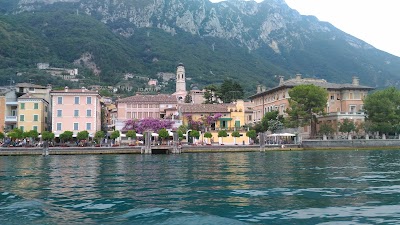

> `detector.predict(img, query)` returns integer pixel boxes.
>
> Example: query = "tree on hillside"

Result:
[363,87,400,136]
[219,79,244,103]
[286,84,328,138]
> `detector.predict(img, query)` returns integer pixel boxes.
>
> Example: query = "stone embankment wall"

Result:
[302,139,400,149]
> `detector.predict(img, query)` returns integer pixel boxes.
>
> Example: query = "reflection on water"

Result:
[1,150,400,224]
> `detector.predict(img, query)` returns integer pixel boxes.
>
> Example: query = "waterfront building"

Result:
[179,100,253,144]
[248,75,374,138]
[0,88,18,133]
[17,93,49,133]
[50,87,101,137]
[115,94,179,131]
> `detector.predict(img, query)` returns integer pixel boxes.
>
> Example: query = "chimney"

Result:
[81,87,86,92]
[279,76,284,85]
[296,74,302,80]
[257,85,262,93]
[47,84,52,90]
[64,86,69,92]
[352,76,359,86]
[262,86,266,92]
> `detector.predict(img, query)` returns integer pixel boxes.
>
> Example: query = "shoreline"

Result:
[1,144,400,156]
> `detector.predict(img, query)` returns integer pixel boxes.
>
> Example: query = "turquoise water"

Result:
[1,150,400,224]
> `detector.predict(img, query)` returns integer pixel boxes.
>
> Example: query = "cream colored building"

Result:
[249,75,373,138]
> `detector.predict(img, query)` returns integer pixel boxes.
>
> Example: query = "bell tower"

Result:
[176,63,186,93]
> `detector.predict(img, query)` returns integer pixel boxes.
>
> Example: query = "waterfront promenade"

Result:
[0,144,301,156]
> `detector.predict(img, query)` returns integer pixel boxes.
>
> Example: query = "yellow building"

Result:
[179,100,254,145]
[17,93,49,133]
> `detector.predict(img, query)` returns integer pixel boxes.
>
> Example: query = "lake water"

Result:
[1,150,400,224]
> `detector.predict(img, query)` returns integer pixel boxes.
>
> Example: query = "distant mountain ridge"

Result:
[0,0,399,94]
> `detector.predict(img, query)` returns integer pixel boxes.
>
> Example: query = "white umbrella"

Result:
[136,133,143,137]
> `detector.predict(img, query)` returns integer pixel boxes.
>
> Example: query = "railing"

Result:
[325,112,365,116]
[5,116,17,122]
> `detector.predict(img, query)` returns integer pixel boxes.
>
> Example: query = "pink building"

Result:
[50,87,101,137]
[115,94,178,131]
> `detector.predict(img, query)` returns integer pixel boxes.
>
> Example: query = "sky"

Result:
[209,0,400,57]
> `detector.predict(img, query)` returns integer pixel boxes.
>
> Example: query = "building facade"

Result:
[115,94,179,131]
[50,87,101,137]
[17,93,49,133]
[249,75,373,137]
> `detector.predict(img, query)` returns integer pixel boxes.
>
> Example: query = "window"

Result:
[86,97,92,104]
[74,110,79,117]
[34,103,39,109]
[20,115,25,121]
[86,123,92,131]
[57,97,63,104]
[73,123,79,130]
[74,96,80,104]
[56,123,62,131]
[45,106,48,112]
[33,126,38,131]
[330,95,334,100]
[57,110,62,117]
[86,109,92,117]
[29,87,35,91]
[33,115,38,122]
[20,103,25,110]
[20,126,24,132]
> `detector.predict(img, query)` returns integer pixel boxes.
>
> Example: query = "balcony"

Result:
[5,116,17,123]
[6,101,18,106]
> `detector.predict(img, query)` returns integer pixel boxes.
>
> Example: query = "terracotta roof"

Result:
[249,78,374,99]
[179,103,234,113]
[117,94,178,103]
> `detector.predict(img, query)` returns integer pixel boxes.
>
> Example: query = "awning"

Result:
[219,118,232,121]
[267,133,296,137]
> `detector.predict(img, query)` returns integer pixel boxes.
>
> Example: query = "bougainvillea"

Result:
[123,118,174,134]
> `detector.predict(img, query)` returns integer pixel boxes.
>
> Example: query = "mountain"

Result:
[0,0,399,96]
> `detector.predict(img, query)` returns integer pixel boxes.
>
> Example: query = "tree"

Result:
[0,131,4,140]
[123,118,174,134]
[28,130,39,140]
[204,132,212,144]
[60,131,73,143]
[363,87,400,136]
[286,84,328,138]
[77,130,89,141]
[219,79,244,103]
[203,84,219,104]
[190,130,200,143]
[318,123,335,139]
[184,94,192,103]
[126,130,137,145]
[94,130,105,145]
[231,131,240,145]
[158,128,169,145]
[110,130,120,144]
[42,131,55,141]
[338,119,356,139]
[218,130,228,145]
[246,130,257,144]
[8,128,23,140]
